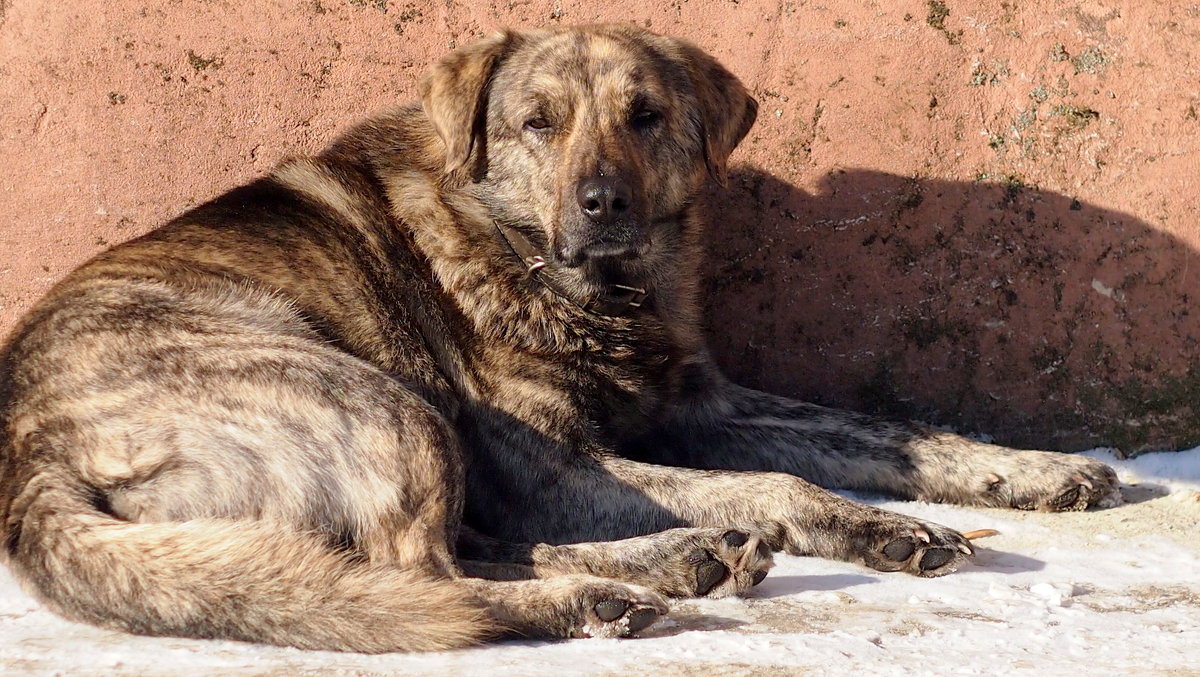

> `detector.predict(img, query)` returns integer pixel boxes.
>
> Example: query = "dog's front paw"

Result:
[982,451,1121,511]
[852,518,973,578]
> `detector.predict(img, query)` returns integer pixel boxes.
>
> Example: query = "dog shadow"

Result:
[700,168,1200,454]
[1119,481,1173,504]
[749,551,1046,596]
[635,612,749,638]
[650,551,1045,636]
[750,572,879,599]
[968,547,1045,573]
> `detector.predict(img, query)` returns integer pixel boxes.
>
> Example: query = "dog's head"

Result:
[421,25,757,288]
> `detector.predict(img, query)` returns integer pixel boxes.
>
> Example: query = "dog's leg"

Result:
[596,455,976,577]
[624,376,1121,512]
[465,436,975,577]
[462,575,669,639]
[457,526,773,599]
[320,437,675,638]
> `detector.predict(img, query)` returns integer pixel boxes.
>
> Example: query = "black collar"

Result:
[494,222,648,317]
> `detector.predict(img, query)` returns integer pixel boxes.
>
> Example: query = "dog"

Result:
[0,24,1122,651]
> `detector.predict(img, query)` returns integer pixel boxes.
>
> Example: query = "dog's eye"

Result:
[631,109,662,130]
[523,117,553,132]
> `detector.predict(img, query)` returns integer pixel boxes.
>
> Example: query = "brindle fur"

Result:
[0,25,1120,652]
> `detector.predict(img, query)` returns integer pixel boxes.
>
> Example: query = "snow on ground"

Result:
[3,448,1199,676]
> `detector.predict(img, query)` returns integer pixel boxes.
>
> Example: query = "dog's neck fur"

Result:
[332,107,708,365]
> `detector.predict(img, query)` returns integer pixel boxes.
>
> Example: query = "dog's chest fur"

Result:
[471,321,678,446]
[422,254,682,448]
[377,155,684,448]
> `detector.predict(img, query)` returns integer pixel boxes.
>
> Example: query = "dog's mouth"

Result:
[553,237,650,268]
[556,234,651,296]
[551,209,685,270]
[585,253,645,283]
[493,219,654,315]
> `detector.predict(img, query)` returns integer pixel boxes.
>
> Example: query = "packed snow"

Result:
[3,448,1198,676]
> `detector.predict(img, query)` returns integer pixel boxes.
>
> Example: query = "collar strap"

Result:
[494,222,648,317]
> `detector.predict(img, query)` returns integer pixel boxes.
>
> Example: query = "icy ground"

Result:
[3,448,1199,676]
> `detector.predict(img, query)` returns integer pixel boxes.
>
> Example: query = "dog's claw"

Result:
[961,529,999,540]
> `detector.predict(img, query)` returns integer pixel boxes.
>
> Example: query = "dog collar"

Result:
[494,222,648,317]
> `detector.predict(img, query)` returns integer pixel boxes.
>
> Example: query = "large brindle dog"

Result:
[0,25,1121,650]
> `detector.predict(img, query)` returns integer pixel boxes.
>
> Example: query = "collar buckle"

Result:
[611,284,648,309]
[524,255,547,274]
[583,284,648,316]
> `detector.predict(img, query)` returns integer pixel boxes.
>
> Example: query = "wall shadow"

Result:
[700,169,1200,453]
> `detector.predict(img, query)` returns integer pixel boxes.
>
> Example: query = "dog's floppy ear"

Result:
[677,41,758,186]
[420,31,517,174]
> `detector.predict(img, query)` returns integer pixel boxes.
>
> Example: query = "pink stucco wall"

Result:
[1,1,1197,452]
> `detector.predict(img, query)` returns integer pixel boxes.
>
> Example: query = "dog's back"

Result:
[0,107,497,652]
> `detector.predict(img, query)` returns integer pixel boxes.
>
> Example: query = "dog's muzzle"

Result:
[555,175,642,266]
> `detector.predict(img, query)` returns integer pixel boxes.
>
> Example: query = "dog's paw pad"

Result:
[859,523,972,577]
[695,559,728,595]
[594,599,629,622]
[918,548,955,571]
[703,529,773,597]
[696,556,729,595]
[882,538,916,562]
[578,587,667,638]
[723,530,749,547]
[628,528,774,599]
[625,606,659,633]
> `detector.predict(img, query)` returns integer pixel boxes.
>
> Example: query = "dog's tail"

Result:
[4,476,496,653]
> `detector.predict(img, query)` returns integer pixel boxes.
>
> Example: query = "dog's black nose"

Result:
[576,176,632,224]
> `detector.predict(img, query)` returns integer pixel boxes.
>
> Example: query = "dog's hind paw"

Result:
[623,527,774,599]
[468,574,669,639]
[568,579,669,638]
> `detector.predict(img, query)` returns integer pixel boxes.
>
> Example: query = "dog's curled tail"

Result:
[4,477,495,653]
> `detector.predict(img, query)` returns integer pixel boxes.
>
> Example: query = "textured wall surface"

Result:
[1,1,1197,452]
